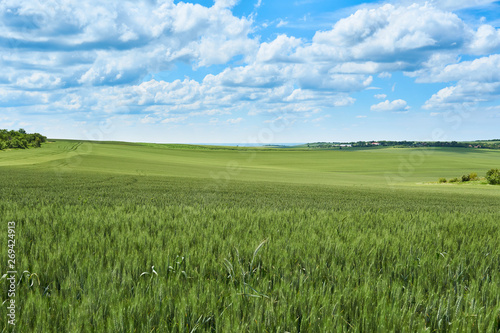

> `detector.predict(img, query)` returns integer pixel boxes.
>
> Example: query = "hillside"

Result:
[1,139,500,331]
[1,139,499,190]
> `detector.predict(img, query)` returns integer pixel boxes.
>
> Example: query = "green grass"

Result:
[1,141,500,332]
[2,140,500,188]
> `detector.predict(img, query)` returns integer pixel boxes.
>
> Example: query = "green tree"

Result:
[0,128,47,149]
[10,138,21,149]
[20,139,28,148]
[486,169,500,185]
[33,137,41,148]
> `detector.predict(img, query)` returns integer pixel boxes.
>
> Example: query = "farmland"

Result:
[1,140,500,332]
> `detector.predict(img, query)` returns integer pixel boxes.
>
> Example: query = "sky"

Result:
[1,0,500,144]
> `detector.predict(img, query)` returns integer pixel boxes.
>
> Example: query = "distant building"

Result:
[371,142,380,146]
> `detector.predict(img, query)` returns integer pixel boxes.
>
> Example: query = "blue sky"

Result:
[1,0,500,143]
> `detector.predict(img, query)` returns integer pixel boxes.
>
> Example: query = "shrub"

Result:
[461,174,471,182]
[20,139,28,148]
[449,178,459,183]
[9,138,22,149]
[469,172,478,180]
[438,178,447,183]
[486,169,500,185]
[32,137,41,148]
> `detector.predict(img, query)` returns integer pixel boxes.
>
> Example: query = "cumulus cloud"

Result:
[256,35,302,63]
[416,54,500,110]
[423,81,500,110]
[469,25,500,54]
[15,73,62,89]
[0,0,257,86]
[301,3,468,65]
[414,54,500,83]
[371,99,410,112]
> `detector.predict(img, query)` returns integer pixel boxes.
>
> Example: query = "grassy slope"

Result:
[1,141,500,332]
[2,140,500,189]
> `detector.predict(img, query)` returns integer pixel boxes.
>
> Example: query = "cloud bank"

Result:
[1,0,500,137]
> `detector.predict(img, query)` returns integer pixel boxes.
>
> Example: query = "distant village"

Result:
[304,140,500,149]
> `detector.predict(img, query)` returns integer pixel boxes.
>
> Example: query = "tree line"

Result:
[307,140,500,149]
[0,129,47,149]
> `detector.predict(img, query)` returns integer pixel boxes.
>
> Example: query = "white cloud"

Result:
[416,54,500,110]
[378,72,392,79]
[277,19,288,27]
[302,3,468,64]
[332,95,356,107]
[415,54,500,83]
[226,117,243,124]
[2,0,500,130]
[1,0,258,86]
[15,73,62,89]
[371,99,410,112]
[214,0,238,9]
[256,35,301,63]
[332,61,406,75]
[469,25,500,54]
[140,115,161,124]
[296,69,373,91]
[423,81,500,110]
[0,87,50,106]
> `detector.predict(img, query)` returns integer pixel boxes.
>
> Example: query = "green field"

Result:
[1,140,500,332]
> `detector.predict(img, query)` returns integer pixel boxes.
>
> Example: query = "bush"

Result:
[449,178,459,183]
[486,169,500,185]
[9,138,22,149]
[461,174,471,182]
[469,172,478,180]
[438,178,447,183]
[32,137,41,148]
